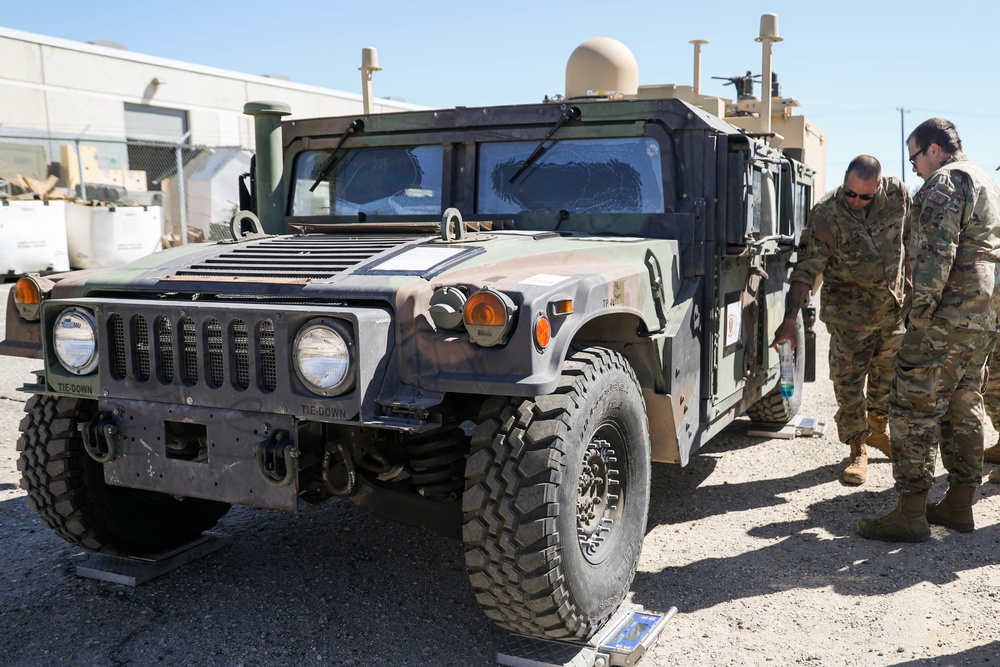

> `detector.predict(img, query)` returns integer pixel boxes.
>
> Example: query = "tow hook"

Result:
[253,431,299,487]
[322,442,357,498]
[79,411,119,463]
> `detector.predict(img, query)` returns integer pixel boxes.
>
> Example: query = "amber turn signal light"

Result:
[13,275,50,321]
[15,278,40,306]
[464,288,515,347]
[551,299,573,316]
[465,290,509,327]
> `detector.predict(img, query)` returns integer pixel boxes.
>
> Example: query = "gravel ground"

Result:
[1,287,998,667]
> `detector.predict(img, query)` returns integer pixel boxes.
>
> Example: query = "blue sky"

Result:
[4,0,999,189]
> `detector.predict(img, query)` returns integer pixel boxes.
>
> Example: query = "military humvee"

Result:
[4,19,822,640]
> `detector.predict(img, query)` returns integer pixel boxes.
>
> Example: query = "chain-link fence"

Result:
[0,133,253,247]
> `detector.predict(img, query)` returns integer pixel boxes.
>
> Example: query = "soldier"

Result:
[984,355,1000,483]
[859,118,1000,542]
[773,155,909,485]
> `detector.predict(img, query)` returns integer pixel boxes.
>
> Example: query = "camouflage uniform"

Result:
[891,155,1000,494]
[982,353,1000,454]
[790,176,910,443]
[985,353,1000,425]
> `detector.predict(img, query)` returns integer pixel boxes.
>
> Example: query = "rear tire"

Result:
[463,347,651,639]
[17,394,231,555]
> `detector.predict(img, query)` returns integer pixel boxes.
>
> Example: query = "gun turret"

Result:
[713,71,760,101]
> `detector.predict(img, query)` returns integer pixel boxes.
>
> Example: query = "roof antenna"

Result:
[755,13,782,138]
[359,47,382,115]
[690,39,708,96]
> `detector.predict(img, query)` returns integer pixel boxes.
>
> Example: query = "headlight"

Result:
[53,307,98,375]
[429,286,467,331]
[293,321,354,396]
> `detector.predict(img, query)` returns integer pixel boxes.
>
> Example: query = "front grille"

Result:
[259,320,277,392]
[172,235,422,279]
[109,314,126,379]
[157,317,174,383]
[207,319,223,389]
[233,320,250,390]
[105,307,280,396]
[135,316,151,382]
[181,318,198,385]
[109,314,153,382]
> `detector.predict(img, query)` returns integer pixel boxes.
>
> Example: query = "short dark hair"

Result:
[908,118,962,154]
[845,155,881,182]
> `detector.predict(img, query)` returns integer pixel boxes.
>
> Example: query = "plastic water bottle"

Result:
[778,340,794,398]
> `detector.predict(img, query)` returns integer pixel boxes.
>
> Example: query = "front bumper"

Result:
[99,399,300,510]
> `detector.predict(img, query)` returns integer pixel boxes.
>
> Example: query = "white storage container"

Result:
[0,199,70,275]
[65,203,163,270]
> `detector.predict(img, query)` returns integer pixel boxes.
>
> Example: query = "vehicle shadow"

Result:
[647,456,837,529]
[0,493,503,667]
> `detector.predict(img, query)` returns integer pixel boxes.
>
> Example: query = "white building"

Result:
[0,26,421,147]
[0,26,422,244]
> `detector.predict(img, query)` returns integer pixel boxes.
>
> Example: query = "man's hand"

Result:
[772,281,810,351]
[771,316,798,351]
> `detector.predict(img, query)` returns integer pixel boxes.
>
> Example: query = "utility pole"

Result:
[897,107,910,183]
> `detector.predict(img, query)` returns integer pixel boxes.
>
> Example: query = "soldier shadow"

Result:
[634,472,1000,615]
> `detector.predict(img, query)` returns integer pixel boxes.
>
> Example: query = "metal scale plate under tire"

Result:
[497,604,676,667]
[74,532,232,586]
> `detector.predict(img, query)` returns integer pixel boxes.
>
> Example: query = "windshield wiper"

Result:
[308,119,365,192]
[508,106,581,184]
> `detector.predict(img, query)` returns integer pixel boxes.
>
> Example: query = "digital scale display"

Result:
[602,612,661,653]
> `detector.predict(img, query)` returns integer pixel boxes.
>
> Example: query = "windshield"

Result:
[290,145,443,217]
[477,138,666,215]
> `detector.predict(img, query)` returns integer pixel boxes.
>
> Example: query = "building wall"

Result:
[0,26,424,146]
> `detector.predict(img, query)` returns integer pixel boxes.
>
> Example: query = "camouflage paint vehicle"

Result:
[3,34,820,641]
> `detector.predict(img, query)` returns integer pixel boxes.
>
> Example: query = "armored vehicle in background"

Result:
[4,15,823,640]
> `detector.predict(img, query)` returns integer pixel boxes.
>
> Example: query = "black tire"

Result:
[746,311,806,423]
[463,347,651,640]
[17,394,231,556]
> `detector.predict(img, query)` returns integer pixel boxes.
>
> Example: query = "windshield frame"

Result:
[281,119,679,234]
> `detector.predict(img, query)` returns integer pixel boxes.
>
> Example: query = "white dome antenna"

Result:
[565,38,638,100]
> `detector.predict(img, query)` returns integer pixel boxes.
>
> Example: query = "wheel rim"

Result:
[576,422,626,564]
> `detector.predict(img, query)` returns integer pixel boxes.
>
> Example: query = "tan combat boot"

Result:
[926,485,976,532]
[866,414,891,459]
[983,438,1000,464]
[858,490,931,542]
[989,467,1000,484]
[842,433,868,485]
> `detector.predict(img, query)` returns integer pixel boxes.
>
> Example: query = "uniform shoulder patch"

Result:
[883,176,904,194]
[927,189,950,206]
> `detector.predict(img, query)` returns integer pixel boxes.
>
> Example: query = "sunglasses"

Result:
[908,146,929,166]
[844,189,876,201]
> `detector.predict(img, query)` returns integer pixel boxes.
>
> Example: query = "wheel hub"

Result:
[577,438,621,561]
